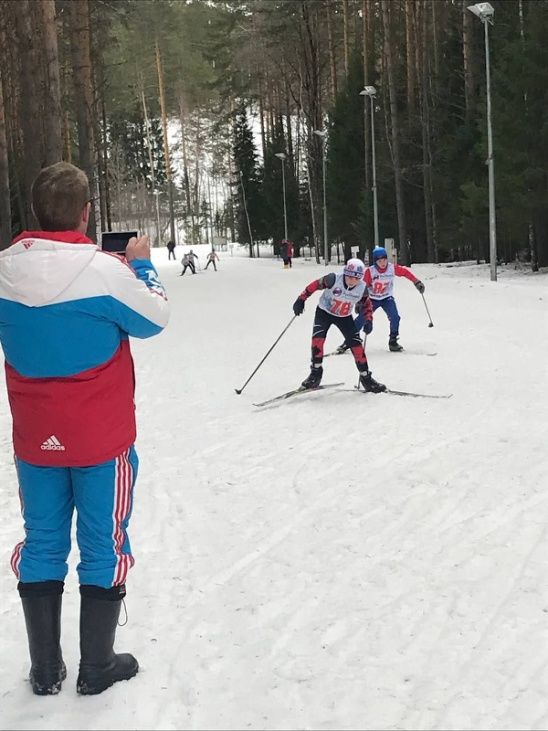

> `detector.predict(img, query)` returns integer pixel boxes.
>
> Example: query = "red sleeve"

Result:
[357,292,373,321]
[394,264,418,283]
[364,269,372,287]
[297,273,336,300]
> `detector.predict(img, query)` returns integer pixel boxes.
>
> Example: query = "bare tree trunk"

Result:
[70,0,96,239]
[419,1,435,262]
[40,0,62,163]
[0,74,11,247]
[298,1,324,261]
[0,5,11,246]
[326,0,338,102]
[258,78,267,161]
[284,76,294,167]
[431,0,439,80]
[14,0,43,227]
[405,0,417,116]
[194,111,202,244]
[139,81,160,244]
[362,0,370,198]
[342,0,350,77]
[155,41,176,244]
[178,95,195,245]
[463,0,475,121]
[381,0,407,263]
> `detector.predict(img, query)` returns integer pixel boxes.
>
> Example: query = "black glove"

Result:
[415,280,425,294]
[293,298,305,316]
[363,320,373,335]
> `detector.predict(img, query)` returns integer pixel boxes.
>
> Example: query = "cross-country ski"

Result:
[253,382,344,408]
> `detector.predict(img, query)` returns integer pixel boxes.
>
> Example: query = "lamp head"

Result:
[274,152,286,160]
[467,2,494,23]
[360,85,377,97]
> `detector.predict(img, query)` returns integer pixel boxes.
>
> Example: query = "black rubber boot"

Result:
[77,585,138,695]
[301,365,323,389]
[19,580,66,695]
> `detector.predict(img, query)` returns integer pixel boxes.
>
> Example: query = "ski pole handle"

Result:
[235,316,297,395]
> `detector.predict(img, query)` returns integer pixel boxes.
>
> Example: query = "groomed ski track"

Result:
[0,249,546,731]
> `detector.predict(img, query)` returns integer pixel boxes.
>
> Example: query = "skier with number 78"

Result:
[292,258,386,393]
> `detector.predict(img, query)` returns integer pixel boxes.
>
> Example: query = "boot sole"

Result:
[77,661,139,695]
[31,661,67,695]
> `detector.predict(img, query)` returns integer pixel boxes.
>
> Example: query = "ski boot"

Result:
[388,337,403,352]
[301,366,323,390]
[359,370,386,393]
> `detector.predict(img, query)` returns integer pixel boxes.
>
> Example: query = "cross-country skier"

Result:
[337,246,425,353]
[205,249,219,271]
[292,258,386,392]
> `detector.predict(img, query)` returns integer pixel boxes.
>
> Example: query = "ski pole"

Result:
[235,316,297,395]
[421,293,434,328]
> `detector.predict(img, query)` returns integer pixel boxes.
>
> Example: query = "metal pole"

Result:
[370,96,379,247]
[239,170,255,257]
[484,19,497,282]
[322,141,328,265]
[154,192,161,246]
[281,161,288,240]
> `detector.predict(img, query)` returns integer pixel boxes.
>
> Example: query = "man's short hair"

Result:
[31,162,90,231]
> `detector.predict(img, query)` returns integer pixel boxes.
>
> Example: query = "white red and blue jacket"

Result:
[0,230,169,467]
[364,262,418,300]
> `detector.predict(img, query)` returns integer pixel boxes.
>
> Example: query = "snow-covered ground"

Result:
[1,246,547,731]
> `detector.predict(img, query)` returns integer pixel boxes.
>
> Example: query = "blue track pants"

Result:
[355,296,401,338]
[11,446,138,588]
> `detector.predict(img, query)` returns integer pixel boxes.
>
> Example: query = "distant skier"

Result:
[337,246,425,353]
[280,239,293,268]
[188,249,199,271]
[205,249,219,271]
[292,258,386,392]
[166,240,176,260]
[180,253,195,276]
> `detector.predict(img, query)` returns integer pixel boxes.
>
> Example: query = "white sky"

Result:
[0,248,547,730]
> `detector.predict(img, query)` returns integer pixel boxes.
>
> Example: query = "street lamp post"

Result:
[274,152,288,241]
[360,86,379,248]
[153,190,161,247]
[468,1,497,282]
[313,129,329,265]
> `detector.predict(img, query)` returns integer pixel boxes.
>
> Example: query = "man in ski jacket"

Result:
[0,162,169,696]
[292,258,385,392]
[166,239,176,260]
[338,246,425,352]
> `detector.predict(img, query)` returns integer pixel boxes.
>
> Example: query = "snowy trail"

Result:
[0,249,548,730]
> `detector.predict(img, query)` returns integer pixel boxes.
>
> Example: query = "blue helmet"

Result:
[372,247,387,262]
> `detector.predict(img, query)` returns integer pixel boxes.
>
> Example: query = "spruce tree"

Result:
[232,103,263,255]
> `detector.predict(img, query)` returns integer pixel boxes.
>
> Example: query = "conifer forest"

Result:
[1,0,547,267]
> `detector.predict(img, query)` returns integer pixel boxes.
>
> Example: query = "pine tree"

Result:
[232,103,263,255]
[326,51,366,256]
